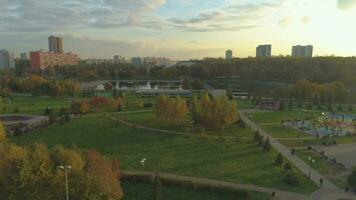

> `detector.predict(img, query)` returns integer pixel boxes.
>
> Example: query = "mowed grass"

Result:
[2,95,73,115]
[122,180,270,200]
[115,112,255,138]
[12,114,317,194]
[296,150,348,188]
[249,110,316,139]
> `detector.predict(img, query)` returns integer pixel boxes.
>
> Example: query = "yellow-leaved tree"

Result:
[0,121,6,143]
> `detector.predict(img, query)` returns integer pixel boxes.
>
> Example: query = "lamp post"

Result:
[58,165,71,200]
[308,156,315,180]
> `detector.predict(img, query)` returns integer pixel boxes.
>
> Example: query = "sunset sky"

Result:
[1,0,356,59]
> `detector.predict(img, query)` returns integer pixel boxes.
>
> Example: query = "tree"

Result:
[257,135,264,147]
[284,163,292,171]
[136,98,144,109]
[348,169,356,192]
[227,84,233,100]
[152,173,162,200]
[254,131,260,142]
[263,137,271,152]
[0,143,123,200]
[275,153,283,165]
[279,101,285,110]
[71,101,90,115]
[0,121,6,143]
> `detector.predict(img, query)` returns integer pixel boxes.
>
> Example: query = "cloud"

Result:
[338,0,356,10]
[0,0,167,33]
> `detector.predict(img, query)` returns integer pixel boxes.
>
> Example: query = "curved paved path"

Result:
[239,111,356,200]
[122,170,309,200]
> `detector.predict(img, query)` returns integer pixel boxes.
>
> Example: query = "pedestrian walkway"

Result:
[239,111,356,200]
[122,170,309,200]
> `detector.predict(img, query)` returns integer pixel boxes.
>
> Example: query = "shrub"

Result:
[263,137,271,152]
[338,105,343,111]
[348,170,356,192]
[284,163,292,171]
[349,105,353,112]
[254,131,260,142]
[71,101,90,115]
[275,153,283,165]
[283,172,300,186]
[144,103,153,108]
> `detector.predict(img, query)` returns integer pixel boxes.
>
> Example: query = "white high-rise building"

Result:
[226,49,233,60]
[256,45,272,58]
[0,49,15,69]
[291,45,313,57]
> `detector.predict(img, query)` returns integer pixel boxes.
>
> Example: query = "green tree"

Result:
[227,84,233,100]
[275,153,283,165]
[263,137,271,152]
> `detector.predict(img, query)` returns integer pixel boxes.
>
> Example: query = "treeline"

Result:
[12,57,356,87]
[0,72,80,97]
[0,124,123,200]
[293,80,347,103]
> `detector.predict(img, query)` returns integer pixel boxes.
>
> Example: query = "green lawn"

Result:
[248,110,313,139]
[296,150,348,188]
[122,180,270,200]
[1,94,73,115]
[12,113,317,194]
[115,111,254,138]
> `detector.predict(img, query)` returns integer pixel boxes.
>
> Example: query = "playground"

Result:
[286,112,356,137]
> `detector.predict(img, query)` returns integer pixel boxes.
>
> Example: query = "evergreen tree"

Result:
[275,153,283,165]
[263,137,271,152]
[227,84,233,100]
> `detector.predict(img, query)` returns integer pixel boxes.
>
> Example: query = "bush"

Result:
[257,135,264,147]
[144,103,153,108]
[275,153,283,165]
[348,169,356,192]
[284,163,292,171]
[71,101,90,115]
[283,172,300,186]
[254,131,260,142]
[349,105,353,112]
[263,137,271,152]
[338,105,343,111]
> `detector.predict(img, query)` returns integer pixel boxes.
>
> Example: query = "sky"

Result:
[1,0,356,59]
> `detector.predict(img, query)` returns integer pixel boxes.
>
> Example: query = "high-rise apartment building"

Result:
[256,45,272,58]
[226,49,233,60]
[48,36,63,53]
[30,51,79,70]
[0,49,15,69]
[291,45,313,57]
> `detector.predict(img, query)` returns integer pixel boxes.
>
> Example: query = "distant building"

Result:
[256,45,272,58]
[131,57,142,66]
[86,58,113,66]
[30,51,79,70]
[0,49,15,69]
[176,61,196,67]
[226,49,233,60]
[20,53,29,60]
[113,55,126,64]
[291,45,313,57]
[48,36,63,53]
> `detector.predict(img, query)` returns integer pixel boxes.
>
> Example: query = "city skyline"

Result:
[1,0,356,59]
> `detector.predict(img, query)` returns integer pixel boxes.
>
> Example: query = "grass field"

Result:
[296,150,348,188]
[12,114,317,194]
[248,110,313,139]
[1,94,73,115]
[115,111,254,137]
[122,180,270,200]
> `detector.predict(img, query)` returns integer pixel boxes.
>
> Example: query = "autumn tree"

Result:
[155,95,188,123]
[193,93,239,132]
[0,144,123,200]
[0,121,6,143]
[71,101,90,115]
